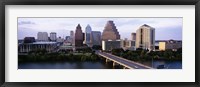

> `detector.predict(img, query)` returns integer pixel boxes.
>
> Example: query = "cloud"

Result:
[18,21,35,25]
[18,18,182,40]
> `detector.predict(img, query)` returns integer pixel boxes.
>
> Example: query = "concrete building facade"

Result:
[91,31,101,46]
[102,20,120,41]
[159,39,182,51]
[37,32,48,41]
[123,40,135,50]
[18,42,58,53]
[57,37,64,43]
[70,31,75,46]
[136,24,155,50]
[102,40,123,51]
[50,32,57,42]
[131,33,136,41]
[65,36,71,42]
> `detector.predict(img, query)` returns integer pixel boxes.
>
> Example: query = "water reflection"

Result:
[139,60,182,69]
[19,61,122,69]
[18,60,182,69]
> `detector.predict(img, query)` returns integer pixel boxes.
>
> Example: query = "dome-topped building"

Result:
[102,20,120,41]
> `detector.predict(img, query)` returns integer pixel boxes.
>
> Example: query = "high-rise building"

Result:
[102,20,120,41]
[75,24,84,47]
[91,31,101,46]
[136,24,155,50]
[50,32,57,42]
[131,33,136,41]
[84,24,92,46]
[82,33,85,43]
[37,32,48,41]
[70,31,75,46]
[65,36,71,42]
[102,40,123,51]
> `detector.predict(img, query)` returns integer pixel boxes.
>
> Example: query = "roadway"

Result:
[96,51,153,69]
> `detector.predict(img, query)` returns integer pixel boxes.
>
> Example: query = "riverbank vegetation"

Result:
[18,48,100,63]
[111,48,182,62]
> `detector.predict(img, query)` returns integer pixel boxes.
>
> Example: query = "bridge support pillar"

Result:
[106,59,109,63]
[113,62,116,67]
[123,66,126,69]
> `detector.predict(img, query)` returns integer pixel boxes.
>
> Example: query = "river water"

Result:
[139,60,182,69]
[18,60,182,69]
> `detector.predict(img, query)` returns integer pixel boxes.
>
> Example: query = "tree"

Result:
[140,50,145,58]
[125,51,133,59]
[35,48,47,55]
[177,48,182,54]
[92,45,102,50]
[111,48,124,56]
[81,55,87,61]
[90,54,98,61]
[164,49,173,59]
[68,53,74,60]
[176,53,182,60]
[136,48,143,51]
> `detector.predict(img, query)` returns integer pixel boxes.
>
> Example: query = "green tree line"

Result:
[19,48,100,63]
[111,48,182,62]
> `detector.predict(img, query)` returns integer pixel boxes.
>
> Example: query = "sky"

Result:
[18,18,182,40]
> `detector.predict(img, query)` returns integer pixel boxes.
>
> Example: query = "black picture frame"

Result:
[0,0,199,87]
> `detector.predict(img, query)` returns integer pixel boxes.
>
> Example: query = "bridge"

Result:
[95,51,153,69]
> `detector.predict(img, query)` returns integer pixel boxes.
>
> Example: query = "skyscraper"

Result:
[131,33,136,41]
[50,32,57,42]
[82,33,85,43]
[91,31,101,46]
[65,36,71,42]
[84,24,92,46]
[70,31,75,46]
[37,32,48,41]
[75,24,84,47]
[102,20,120,41]
[136,24,155,50]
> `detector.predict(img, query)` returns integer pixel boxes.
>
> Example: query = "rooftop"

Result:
[32,41,57,44]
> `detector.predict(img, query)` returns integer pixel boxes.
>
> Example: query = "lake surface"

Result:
[18,60,182,69]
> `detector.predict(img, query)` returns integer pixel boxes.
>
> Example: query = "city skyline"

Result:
[18,18,182,40]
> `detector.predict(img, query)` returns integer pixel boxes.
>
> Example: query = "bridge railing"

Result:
[104,52,153,69]
[96,52,134,69]
[96,51,153,69]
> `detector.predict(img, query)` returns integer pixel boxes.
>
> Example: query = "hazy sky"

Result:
[18,18,182,40]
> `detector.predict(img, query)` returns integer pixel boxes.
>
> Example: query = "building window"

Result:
[151,30,154,44]
[140,29,143,44]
